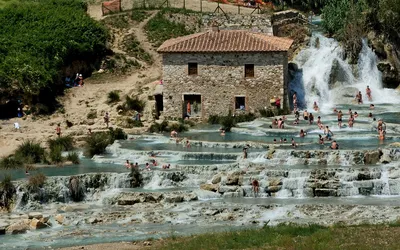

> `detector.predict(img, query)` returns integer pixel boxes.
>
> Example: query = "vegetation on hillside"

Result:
[145,8,196,47]
[0,0,108,115]
[84,127,127,157]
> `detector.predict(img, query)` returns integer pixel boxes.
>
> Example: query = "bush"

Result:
[27,173,47,192]
[145,10,195,47]
[235,113,256,123]
[125,118,143,128]
[130,167,143,188]
[49,145,64,164]
[0,156,23,169]
[122,34,153,64]
[87,110,97,119]
[107,90,120,104]
[0,0,108,111]
[208,115,220,124]
[109,127,127,141]
[124,96,146,113]
[84,132,111,157]
[14,140,46,164]
[168,122,188,132]
[0,175,16,210]
[220,112,236,132]
[84,128,127,157]
[48,135,74,151]
[259,108,276,118]
[149,120,169,133]
[67,152,80,164]
[69,176,84,201]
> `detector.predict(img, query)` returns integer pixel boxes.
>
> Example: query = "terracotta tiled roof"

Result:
[157,30,293,53]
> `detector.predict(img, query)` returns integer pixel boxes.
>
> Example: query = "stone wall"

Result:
[162,52,288,119]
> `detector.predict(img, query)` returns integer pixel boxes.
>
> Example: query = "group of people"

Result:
[65,73,84,88]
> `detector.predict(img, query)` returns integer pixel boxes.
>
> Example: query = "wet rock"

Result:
[268,178,282,186]
[194,189,221,199]
[266,186,282,193]
[357,172,380,181]
[117,193,163,205]
[200,184,219,192]
[359,187,373,196]
[183,193,198,202]
[163,194,184,203]
[7,221,30,234]
[364,151,381,165]
[218,185,238,194]
[87,217,102,224]
[353,181,374,188]
[55,214,64,225]
[0,222,9,235]
[28,212,43,220]
[222,191,243,198]
[226,171,243,186]
[380,154,392,164]
[30,218,47,229]
[211,174,222,184]
[314,189,337,197]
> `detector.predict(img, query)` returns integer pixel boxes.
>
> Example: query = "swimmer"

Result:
[220,129,225,136]
[354,112,358,118]
[368,112,373,118]
[313,101,319,111]
[366,86,372,101]
[370,104,375,110]
[337,110,343,128]
[378,128,385,140]
[356,91,363,104]
[299,129,306,137]
[251,178,259,197]
[124,160,130,169]
[317,116,323,130]
[318,134,324,144]
[291,138,297,148]
[170,130,178,138]
[145,163,151,171]
[273,138,277,144]
[324,126,334,140]
[330,140,339,150]
[303,110,309,121]
[348,115,354,128]
[309,113,314,125]
[243,147,248,159]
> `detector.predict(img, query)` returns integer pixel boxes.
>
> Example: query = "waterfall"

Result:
[290,34,399,111]
[276,169,311,198]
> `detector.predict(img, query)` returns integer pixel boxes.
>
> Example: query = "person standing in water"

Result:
[292,92,297,113]
[324,126,334,140]
[366,86,372,101]
[337,110,343,128]
[251,178,259,197]
[243,147,248,159]
[356,91,363,104]
[309,113,314,125]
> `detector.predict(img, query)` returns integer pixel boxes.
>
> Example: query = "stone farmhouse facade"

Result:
[157,28,293,120]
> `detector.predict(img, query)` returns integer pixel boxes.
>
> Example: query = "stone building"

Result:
[157,28,293,120]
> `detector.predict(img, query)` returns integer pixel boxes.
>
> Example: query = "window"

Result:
[244,64,254,78]
[188,63,198,75]
[235,96,246,110]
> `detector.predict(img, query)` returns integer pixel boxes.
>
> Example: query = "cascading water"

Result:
[290,34,399,111]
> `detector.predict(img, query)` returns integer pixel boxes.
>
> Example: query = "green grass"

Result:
[0,156,23,169]
[145,9,196,47]
[122,34,153,64]
[66,152,80,164]
[48,136,74,151]
[155,223,400,250]
[101,14,130,29]
[107,90,121,104]
[131,9,149,22]
[14,140,46,164]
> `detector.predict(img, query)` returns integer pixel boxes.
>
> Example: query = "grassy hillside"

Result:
[0,0,108,116]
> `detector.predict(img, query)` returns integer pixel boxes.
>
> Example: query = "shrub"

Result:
[14,140,46,164]
[48,135,74,151]
[131,9,149,22]
[27,173,47,192]
[0,156,23,169]
[84,132,111,157]
[220,111,236,132]
[235,113,256,123]
[66,120,73,128]
[122,34,153,64]
[69,176,84,201]
[87,110,97,119]
[130,167,143,188]
[124,96,146,113]
[109,127,127,140]
[168,122,188,132]
[0,175,16,210]
[107,90,120,104]
[67,152,80,164]
[148,120,169,133]
[49,145,64,164]
[125,118,143,128]
[145,10,195,47]
[208,115,220,124]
